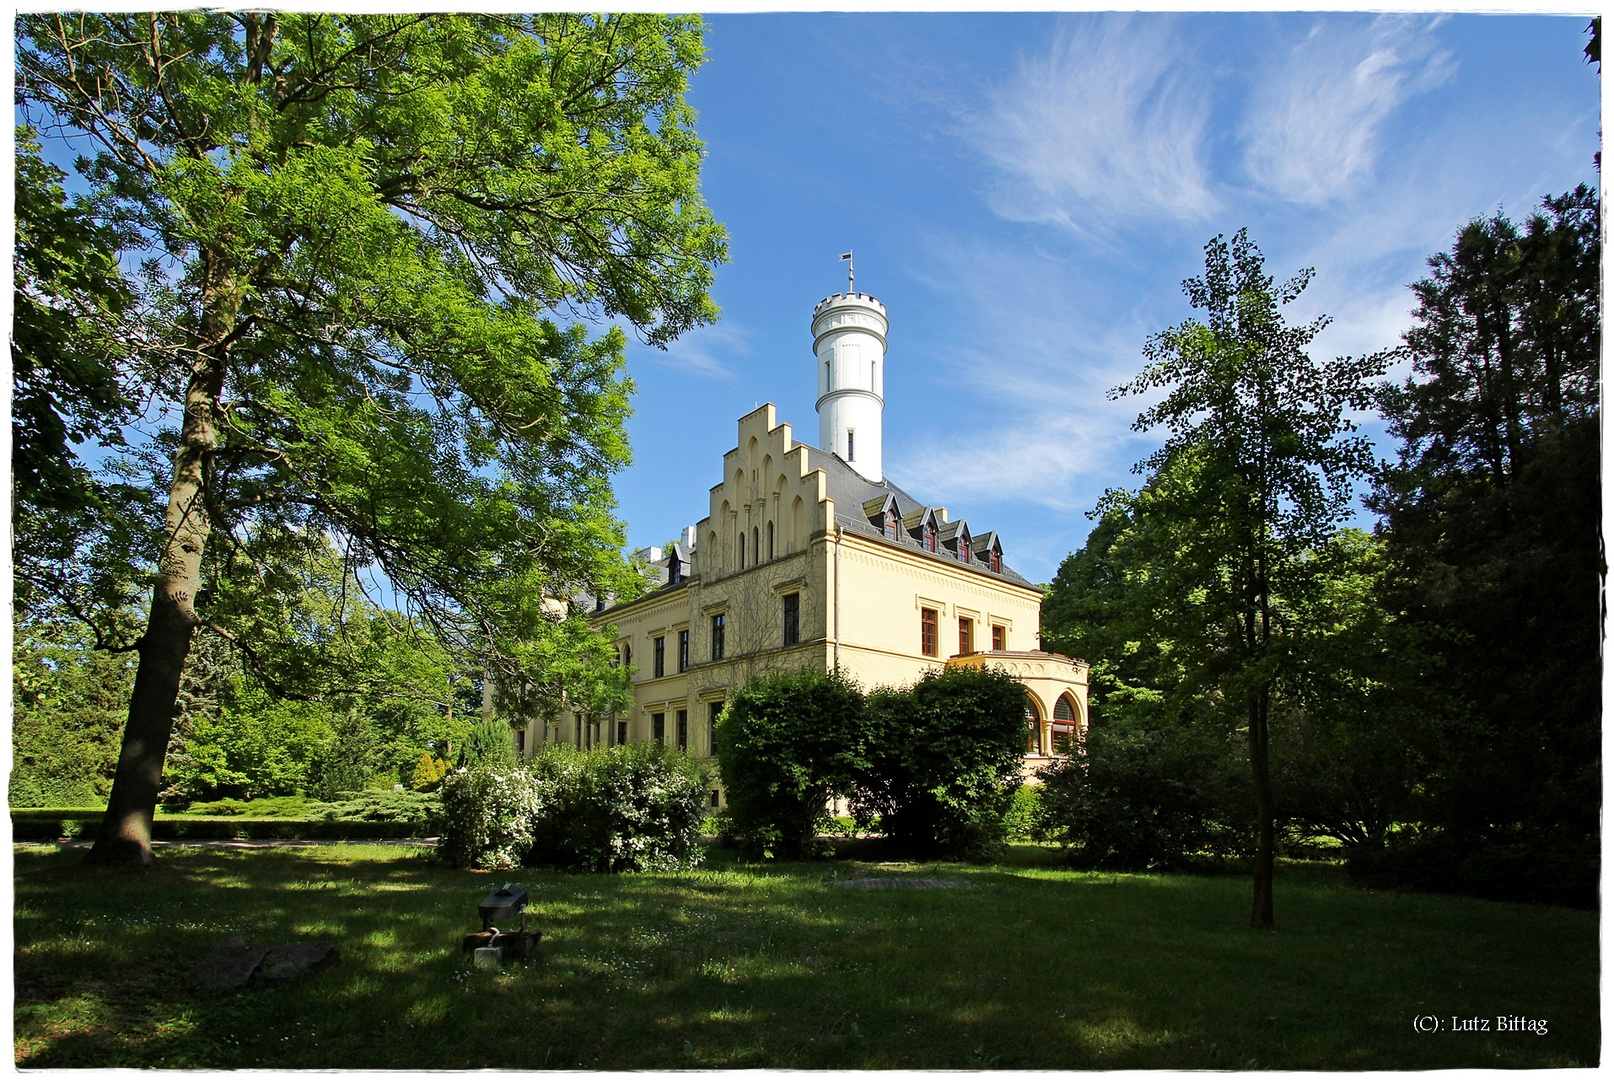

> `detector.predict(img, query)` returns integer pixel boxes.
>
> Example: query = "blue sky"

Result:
[615,12,1600,584]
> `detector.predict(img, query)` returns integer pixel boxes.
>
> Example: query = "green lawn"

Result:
[12,843,1597,1069]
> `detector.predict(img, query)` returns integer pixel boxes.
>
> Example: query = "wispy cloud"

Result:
[641,320,750,379]
[966,14,1218,235]
[890,234,1161,518]
[1242,16,1455,204]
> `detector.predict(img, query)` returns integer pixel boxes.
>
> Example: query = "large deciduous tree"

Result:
[1108,230,1389,927]
[16,13,727,863]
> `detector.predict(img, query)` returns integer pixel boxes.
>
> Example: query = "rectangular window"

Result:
[652,712,665,744]
[653,636,666,678]
[517,729,525,757]
[782,593,800,646]
[711,613,726,661]
[678,630,689,672]
[709,701,723,757]
[677,709,688,751]
[710,790,720,808]
[847,429,855,461]
[959,617,973,655]
[992,624,1006,651]
[617,720,628,745]
[921,607,938,657]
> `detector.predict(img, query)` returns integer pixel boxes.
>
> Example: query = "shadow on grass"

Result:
[13,843,1599,1069]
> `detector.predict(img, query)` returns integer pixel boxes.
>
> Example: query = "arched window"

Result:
[924,522,936,552]
[1024,695,1044,754]
[738,532,746,569]
[753,527,760,565]
[1052,696,1079,754]
[957,530,970,563]
[885,508,899,540]
[767,521,775,560]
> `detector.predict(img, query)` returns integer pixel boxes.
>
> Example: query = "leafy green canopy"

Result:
[1103,230,1393,927]
[1361,189,1600,907]
[16,13,727,715]
[715,668,870,860]
[860,665,1030,861]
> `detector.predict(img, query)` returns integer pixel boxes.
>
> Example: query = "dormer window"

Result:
[885,508,899,540]
[990,549,1001,573]
[956,529,970,563]
[668,551,682,585]
[924,522,936,553]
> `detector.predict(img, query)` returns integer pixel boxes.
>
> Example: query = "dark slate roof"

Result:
[803,447,1035,588]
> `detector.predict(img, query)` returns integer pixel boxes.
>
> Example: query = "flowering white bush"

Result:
[528,743,708,872]
[439,766,545,870]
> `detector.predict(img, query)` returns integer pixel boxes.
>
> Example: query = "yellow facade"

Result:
[526,404,1089,790]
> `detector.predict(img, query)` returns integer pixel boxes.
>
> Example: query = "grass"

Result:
[13,842,1597,1069]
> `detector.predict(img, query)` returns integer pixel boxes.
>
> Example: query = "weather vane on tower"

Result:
[840,250,854,293]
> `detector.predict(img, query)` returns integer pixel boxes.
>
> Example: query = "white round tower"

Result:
[812,290,888,483]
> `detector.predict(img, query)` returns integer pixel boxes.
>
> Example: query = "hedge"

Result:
[11,810,435,841]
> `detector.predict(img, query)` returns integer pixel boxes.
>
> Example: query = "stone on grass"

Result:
[258,941,340,981]
[189,937,339,989]
[190,936,270,990]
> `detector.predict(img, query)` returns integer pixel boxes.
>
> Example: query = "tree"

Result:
[715,668,869,859]
[1109,230,1389,927]
[17,13,726,863]
[1367,190,1600,906]
[859,665,1031,861]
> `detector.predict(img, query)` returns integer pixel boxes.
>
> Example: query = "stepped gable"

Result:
[804,445,1033,588]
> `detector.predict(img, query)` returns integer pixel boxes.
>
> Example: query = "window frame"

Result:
[652,712,666,744]
[992,624,1006,651]
[782,592,800,646]
[678,629,689,672]
[920,607,938,657]
[958,616,973,655]
[711,612,726,661]
[653,636,666,678]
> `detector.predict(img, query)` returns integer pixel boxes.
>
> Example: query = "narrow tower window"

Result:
[847,429,855,462]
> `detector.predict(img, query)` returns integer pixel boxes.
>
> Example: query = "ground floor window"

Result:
[652,712,666,744]
[1052,696,1079,754]
[992,624,1005,651]
[677,709,689,751]
[708,700,723,756]
[617,719,628,745]
[1024,696,1043,754]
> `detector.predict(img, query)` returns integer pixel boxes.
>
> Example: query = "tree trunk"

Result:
[87,267,236,865]
[1248,685,1276,929]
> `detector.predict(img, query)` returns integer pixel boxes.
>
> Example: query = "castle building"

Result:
[525,288,1089,795]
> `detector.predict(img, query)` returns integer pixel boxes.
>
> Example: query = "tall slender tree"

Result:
[1368,189,1600,905]
[1110,230,1389,927]
[17,13,726,863]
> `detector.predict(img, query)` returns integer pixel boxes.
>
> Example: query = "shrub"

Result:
[527,743,707,872]
[439,766,543,870]
[457,719,517,769]
[859,665,1029,861]
[407,752,451,792]
[1038,719,1252,870]
[313,788,442,824]
[1003,784,1043,842]
[715,668,869,859]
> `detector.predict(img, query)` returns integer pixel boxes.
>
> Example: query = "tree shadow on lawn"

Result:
[13,844,1597,1069]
